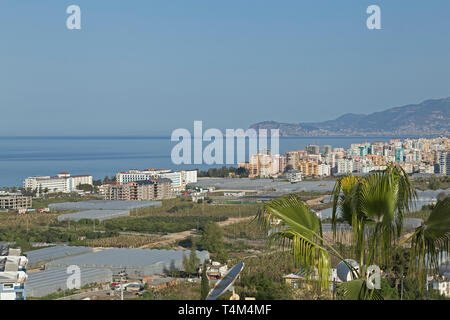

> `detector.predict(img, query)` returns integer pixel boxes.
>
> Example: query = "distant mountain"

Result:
[250,97,450,137]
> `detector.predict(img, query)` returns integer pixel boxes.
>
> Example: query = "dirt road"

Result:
[305,195,329,206]
[139,216,254,249]
[139,195,327,249]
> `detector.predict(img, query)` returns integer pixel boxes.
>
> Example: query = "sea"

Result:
[0,136,408,187]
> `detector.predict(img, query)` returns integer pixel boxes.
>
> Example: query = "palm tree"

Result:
[256,164,450,299]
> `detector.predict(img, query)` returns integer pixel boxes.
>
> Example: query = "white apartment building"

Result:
[181,170,198,185]
[285,170,302,183]
[419,164,436,174]
[318,164,331,177]
[116,169,171,184]
[24,172,93,193]
[116,169,197,189]
[337,159,354,175]
[24,176,68,193]
[160,171,182,188]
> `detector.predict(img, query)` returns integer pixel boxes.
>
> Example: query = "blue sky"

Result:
[1,0,450,136]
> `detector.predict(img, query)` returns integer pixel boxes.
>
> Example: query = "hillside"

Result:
[250,98,450,136]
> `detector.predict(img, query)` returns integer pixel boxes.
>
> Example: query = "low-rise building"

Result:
[0,196,32,210]
[285,170,302,183]
[0,248,28,300]
[432,276,450,297]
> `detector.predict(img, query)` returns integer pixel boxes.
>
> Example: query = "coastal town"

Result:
[2,1,450,314]
[0,136,449,300]
[239,137,450,179]
[1,137,448,213]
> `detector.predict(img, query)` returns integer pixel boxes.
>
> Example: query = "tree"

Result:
[201,222,224,253]
[77,184,94,192]
[201,263,210,300]
[256,165,450,300]
[93,180,102,186]
[437,192,448,203]
[236,167,249,177]
[183,241,200,277]
[428,177,441,190]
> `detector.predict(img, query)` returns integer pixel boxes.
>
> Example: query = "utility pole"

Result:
[400,276,404,300]
[332,277,336,300]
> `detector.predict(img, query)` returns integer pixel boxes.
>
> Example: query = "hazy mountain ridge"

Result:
[250,98,450,137]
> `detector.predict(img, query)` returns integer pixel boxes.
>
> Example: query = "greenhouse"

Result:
[57,210,130,222]
[49,200,162,211]
[26,268,112,298]
[44,248,210,278]
[25,246,93,269]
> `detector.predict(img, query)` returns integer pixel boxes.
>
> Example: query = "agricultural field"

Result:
[31,193,103,209]
[412,176,450,191]
[132,197,262,218]
[0,196,263,250]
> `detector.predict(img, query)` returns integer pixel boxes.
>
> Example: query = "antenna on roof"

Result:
[205,262,244,300]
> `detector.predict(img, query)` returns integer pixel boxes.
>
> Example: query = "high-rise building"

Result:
[322,145,332,155]
[249,153,281,178]
[337,159,354,174]
[285,151,300,170]
[395,148,405,162]
[278,155,287,173]
[440,152,450,175]
[306,145,320,155]
[359,146,369,158]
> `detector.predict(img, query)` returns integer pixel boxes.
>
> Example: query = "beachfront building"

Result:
[116,169,172,184]
[116,169,197,190]
[24,172,93,193]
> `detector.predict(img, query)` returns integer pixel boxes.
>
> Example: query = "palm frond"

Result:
[269,229,332,290]
[337,279,384,300]
[256,194,333,290]
[410,197,450,280]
